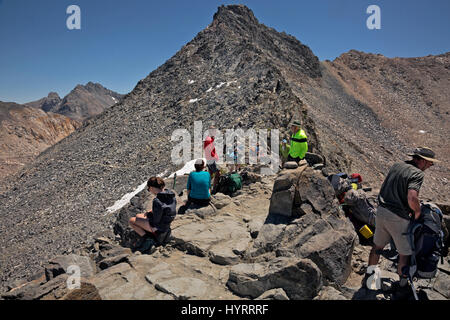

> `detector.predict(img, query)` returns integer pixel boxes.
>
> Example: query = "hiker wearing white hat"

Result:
[364,147,439,294]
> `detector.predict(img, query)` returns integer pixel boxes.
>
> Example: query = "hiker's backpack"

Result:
[407,202,445,279]
[217,172,242,195]
[343,188,377,227]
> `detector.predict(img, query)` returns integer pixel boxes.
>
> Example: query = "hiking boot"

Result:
[390,282,413,300]
[131,236,147,251]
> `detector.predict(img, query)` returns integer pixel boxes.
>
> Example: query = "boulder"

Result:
[313,286,347,300]
[61,282,102,300]
[90,262,169,300]
[256,288,289,300]
[97,246,132,261]
[154,277,208,300]
[283,161,298,169]
[183,204,217,219]
[252,166,357,287]
[305,152,324,166]
[433,271,450,299]
[296,168,337,215]
[248,218,264,239]
[268,165,307,217]
[227,257,323,300]
[241,171,262,185]
[211,193,232,209]
[172,215,251,265]
[1,273,97,300]
[298,230,356,285]
[268,188,296,217]
[98,253,130,270]
[44,254,96,281]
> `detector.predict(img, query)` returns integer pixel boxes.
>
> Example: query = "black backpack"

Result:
[407,202,445,279]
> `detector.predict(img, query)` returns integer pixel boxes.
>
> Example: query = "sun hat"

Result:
[408,147,440,163]
[195,158,205,166]
[290,120,302,127]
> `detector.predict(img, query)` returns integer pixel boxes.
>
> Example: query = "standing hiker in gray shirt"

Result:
[363,147,440,293]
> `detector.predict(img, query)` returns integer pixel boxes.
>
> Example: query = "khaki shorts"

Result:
[373,206,412,255]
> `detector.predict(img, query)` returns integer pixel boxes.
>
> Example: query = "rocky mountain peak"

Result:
[212,5,259,29]
[47,92,61,99]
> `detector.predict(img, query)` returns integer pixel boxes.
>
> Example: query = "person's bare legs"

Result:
[398,254,410,279]
[129,216,154,237]
[368,244,384,266]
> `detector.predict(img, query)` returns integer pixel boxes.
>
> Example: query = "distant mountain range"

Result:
[0,82,123,183]
[26,82,123,122]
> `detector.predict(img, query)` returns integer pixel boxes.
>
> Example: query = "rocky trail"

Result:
[3,163,449,300]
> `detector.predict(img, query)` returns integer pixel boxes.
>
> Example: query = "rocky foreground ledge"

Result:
[2,164,449,300]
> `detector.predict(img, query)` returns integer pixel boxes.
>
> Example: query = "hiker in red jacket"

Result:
[204,125,220,193]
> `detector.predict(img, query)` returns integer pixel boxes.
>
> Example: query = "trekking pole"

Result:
[401,265,419,300]
[173,172,177,190]
[404,224,420,301]
[409,277,419,301]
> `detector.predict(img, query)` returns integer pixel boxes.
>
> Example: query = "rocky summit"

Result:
[26,82,123,122]
[0,5,449,298]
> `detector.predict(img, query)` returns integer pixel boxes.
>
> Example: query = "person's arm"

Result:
[187,173,191,197]
[151,200,163,227]
[407,189,421,220]
[208,172,211,197]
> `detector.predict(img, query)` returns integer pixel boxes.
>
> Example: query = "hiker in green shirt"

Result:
[288,120,308,163]
[363,147,439,296]
[279,139,290,166]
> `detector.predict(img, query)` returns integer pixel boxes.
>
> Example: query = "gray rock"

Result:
[283,161,298,169]
[252,166,357,287]
[184,204,217,219]
[2,273,97,300]
[211,193,232,209]
[98,253,130,270]
[252,223,287,255]
[172,216,251,265]
[44,254,96,281]
[248,219,264,239]
[256,288,289,300]
[90,262,164,300]
[433,271,450,298]
[98,246,132,261]
[305,152,324,166]
[154,277,208,300]
[313,286,347,300]
[297,168,336,214]
[227,257,323,299]
[298,230,356,285]
[268,188,295,217]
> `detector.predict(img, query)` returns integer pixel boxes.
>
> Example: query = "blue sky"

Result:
[0,0,449,104]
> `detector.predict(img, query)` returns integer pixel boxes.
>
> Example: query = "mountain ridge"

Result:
[26,82,124,121]
[0,4,448,291]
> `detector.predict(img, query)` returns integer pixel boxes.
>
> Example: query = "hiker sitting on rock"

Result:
[288,120,308,163]
[178,159,211,214]
[129,177,176,253]
[187,159,211,206]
